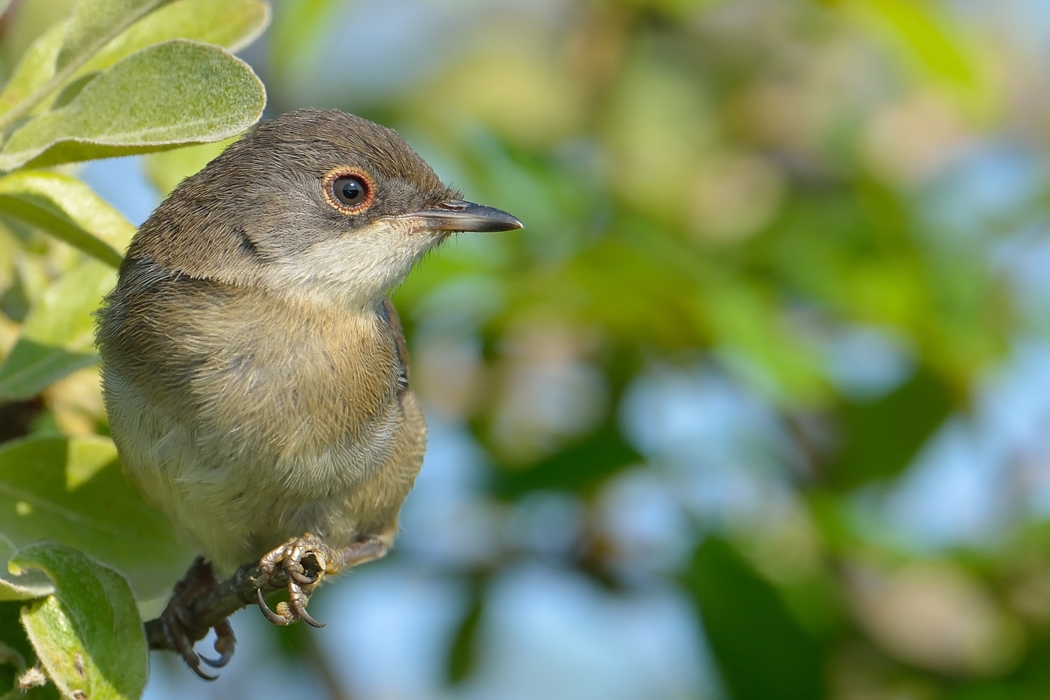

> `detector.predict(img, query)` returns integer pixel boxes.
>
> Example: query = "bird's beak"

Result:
[403,199,523,233]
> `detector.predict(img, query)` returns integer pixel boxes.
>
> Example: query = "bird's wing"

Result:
[380,297,410,390]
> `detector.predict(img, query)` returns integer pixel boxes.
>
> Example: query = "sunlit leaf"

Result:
[0,536,52,602]
[0,40,265,170]
[142,136,236,196]
[13,543,146,700]
[0,0,269,123]
[0,0,175,135]
[0,259,113,401]
[0,436,191,599]
[79,0,270,75]
[865,0,976,86]
[54,0,173,73]
[0,22,65,117]
[0,171,134,267]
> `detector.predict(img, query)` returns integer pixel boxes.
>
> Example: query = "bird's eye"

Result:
[322,168,375,214]
[334,176,366,205]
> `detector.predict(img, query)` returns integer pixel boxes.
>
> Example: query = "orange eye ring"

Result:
[322,167,376,214]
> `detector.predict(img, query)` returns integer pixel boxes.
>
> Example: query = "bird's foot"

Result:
[256,533,391,627]
[257,532,337,627]
[156,557,236,681]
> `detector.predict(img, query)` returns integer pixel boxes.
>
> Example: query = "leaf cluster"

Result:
[0,1,269,697]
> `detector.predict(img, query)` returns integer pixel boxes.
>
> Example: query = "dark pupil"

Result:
[335,177,364,205]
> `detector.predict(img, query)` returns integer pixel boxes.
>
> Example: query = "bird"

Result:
[94,108,522,678]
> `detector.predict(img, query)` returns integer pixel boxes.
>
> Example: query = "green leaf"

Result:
[142,136,236,195]
[0,23,66,118]
[271,0,340,71]
[0,0,268,123]
[446,575,485,685]
[0,535,53,602]
[0,0,176,134]
[0,435,192,600]
[827,367,955,490]
[0,171,134,267]
[0,259,113,401]
[82,0,269,76]
[0,600,45,700]
[491,414,643,499]
[55,0,173,73]
[866,0,976,86]
[706,280,829,406]
[0,39,266,171]
[682,537,825,700]
[12,543,146,700]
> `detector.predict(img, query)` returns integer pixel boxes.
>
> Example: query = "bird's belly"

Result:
[106,370,420,573]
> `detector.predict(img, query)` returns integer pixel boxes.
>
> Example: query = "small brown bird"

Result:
[95,109,521,677]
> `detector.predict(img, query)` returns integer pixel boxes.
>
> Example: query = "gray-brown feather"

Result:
[95,110,444,573]
[97,268,426,572]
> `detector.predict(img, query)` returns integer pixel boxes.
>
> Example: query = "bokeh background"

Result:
[6,0,1050,698]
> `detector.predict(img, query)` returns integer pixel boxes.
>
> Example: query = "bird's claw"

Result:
[158,557,235,680]
[198,618,236,668]
[257,532,335,627]
[255,533,391,628]
[257,588,291,625]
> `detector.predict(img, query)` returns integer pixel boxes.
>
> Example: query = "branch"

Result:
[144,559,286,652]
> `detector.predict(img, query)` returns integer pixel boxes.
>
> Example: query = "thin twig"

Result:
[144,561,286,652]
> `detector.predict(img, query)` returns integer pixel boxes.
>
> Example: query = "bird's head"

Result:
[127,109,522,306]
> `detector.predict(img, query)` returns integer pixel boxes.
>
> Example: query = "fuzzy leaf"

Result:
[0,436,191,600]
[0,23,65,118]
[81,0,270,75]
[0,0,268,122]
[0,259,114,401]
[0,40,265,170]
[13,543,146,700]
[55,0,173,73]
[0,599,53,700]
[0,536,52,602]
[0,171,134,267]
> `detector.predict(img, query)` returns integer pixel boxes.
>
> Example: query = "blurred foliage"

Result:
[0,0,1047,698]
[685,537,826,700]
[283,0,1046,698]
